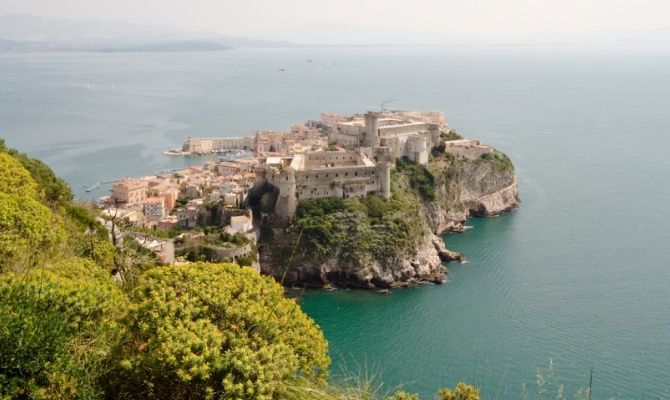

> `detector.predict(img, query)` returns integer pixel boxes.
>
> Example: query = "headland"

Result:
[100,110,519,288]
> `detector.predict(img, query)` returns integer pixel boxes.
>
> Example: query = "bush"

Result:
[0,193,66,271]
[0,152,38,199]
[109,263,330,399]
[386,390,420,399]
[0,140,73,207]
[436,383,480,400]
[395,158,436,201]
[440,130,463,142]
[288,192,423,263]
[478,150,513,172]
[0,259,128,399]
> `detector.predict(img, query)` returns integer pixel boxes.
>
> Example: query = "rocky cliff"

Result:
[258,143,519,289]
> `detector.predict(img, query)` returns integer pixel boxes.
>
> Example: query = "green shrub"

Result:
[440,130,463,141]
[436,383,480,400]
[0,152,38,199]
[109,263,330,399]
[478,151,513,172]
[386,390,420,399]
[0,140,73,207]
[0,258,128,399]
[395,158,436,201]
[0,193,66,271]
[288,191,423,263]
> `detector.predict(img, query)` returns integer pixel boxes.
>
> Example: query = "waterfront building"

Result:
[181,136,255,153]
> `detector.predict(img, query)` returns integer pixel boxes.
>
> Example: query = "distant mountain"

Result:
[99,40,231,53]
[0,13,292,52]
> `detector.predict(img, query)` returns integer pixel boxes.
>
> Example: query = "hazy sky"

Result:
[2,0,669,45]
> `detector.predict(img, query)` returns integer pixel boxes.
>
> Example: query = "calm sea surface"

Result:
[1,47,669,399]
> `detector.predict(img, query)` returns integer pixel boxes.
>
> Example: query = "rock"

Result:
[431,234,465,262]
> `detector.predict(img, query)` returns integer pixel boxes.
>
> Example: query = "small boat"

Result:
[278,68,285,72]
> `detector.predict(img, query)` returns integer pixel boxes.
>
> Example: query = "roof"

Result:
[230,215,250,223]
[266,156,282,165]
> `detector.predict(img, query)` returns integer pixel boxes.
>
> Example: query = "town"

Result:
[99,110,494,266]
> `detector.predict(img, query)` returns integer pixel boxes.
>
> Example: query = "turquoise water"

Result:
[1,48,669,398]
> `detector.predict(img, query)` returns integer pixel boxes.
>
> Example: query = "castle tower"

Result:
[363,111,381,148]
[274,166,297,225]
[378,161,391,199]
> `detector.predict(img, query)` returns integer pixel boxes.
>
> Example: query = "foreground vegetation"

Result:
[0,140,485,398]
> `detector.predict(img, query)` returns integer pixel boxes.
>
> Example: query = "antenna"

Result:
[380,98,399,112]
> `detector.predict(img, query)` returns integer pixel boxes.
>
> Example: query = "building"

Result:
[253,147,391,225]
[254,130,325,156]
[143,197,165,222]
[135,236,174,264]
[217,161,240,176]
[111,179,148,206]
[181,136,255,153]
[226,214,253,234]
[329,111,439,164]
[176,204,200,229]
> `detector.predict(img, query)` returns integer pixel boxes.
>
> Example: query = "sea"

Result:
[1,47,669,399]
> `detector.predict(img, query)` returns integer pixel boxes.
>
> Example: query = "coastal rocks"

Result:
[432,234,464,262]
[455,155,519,216]
[465,178,519,217]
[423,202,467,236]
[260,230,447,289]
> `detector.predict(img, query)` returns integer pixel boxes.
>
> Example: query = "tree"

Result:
[108,263,330,399]
[0,258,128,399]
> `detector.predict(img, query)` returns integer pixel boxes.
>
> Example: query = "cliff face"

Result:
[261,230,458,289]
[425,151,520,235]
[259,144,519,289]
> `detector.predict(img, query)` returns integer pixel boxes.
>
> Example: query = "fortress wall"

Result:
[444,140,493,160]
[304,151,362,165]
[295,166,377,184]
[378,122,430,137]
[328,130,360,147]
[336,124,364,136]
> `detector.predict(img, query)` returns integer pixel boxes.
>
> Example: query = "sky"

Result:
[1,0,669,45]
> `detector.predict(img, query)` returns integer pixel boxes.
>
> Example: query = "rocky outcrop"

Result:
[425,149,520,235]
[260,230,459,289]
[259,143,519,289]
[466,178,519,217]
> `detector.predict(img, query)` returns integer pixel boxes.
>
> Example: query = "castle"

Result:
[253,111,443,225]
